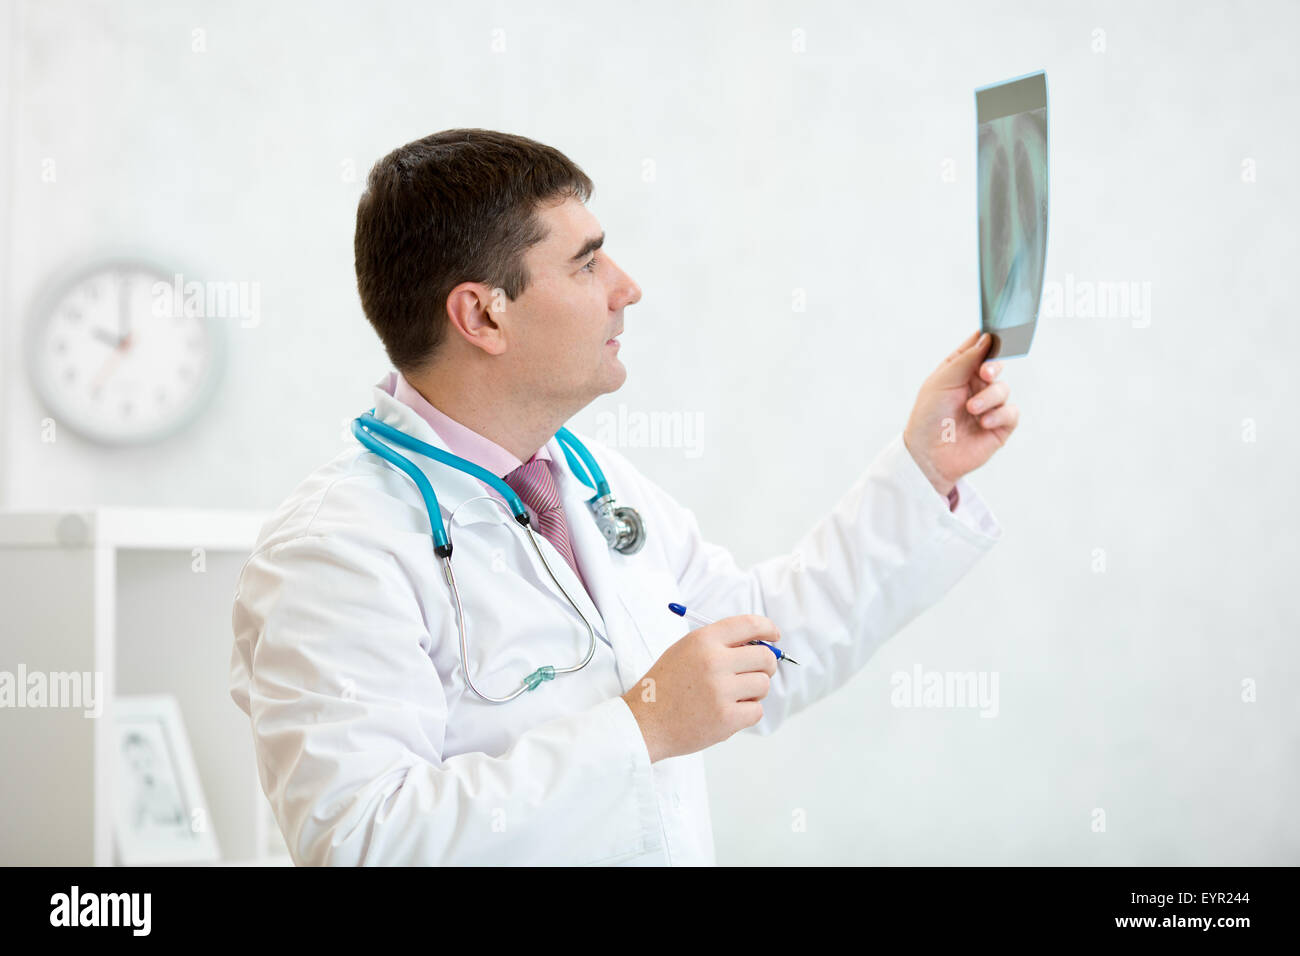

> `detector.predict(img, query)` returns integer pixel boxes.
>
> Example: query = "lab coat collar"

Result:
[550,431,653,680]
[533,455,615,651]
[368,374,513,531]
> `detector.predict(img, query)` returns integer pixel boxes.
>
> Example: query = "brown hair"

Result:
[354,128,594,373]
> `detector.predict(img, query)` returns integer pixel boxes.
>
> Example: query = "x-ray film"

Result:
[976,71,1048,359]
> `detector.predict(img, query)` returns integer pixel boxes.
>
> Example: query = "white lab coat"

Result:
[229,373,1003,865]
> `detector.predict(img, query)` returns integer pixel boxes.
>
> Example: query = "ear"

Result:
[443,281,511,356]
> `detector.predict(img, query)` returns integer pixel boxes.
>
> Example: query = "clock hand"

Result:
[91,347,126,393]
[92,326,122,348]
[118,273,132,342]
[90,318,137,392]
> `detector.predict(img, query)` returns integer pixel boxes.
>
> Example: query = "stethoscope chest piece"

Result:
[589,494,646,555]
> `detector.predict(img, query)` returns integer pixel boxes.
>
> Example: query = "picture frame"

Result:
[113,694,221,865]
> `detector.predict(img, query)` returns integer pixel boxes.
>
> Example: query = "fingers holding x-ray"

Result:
[979,402,1019,432]
[967,380,1009,416]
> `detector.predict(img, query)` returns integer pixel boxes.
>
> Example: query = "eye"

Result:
[581,254,599,273]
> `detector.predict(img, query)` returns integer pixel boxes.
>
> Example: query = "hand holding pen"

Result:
[621,608,786,762]
[668,603,799,665]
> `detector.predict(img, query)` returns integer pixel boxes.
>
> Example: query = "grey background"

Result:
[1,0,1296,864]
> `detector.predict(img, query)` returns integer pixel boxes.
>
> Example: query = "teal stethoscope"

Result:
[351,410,646,704]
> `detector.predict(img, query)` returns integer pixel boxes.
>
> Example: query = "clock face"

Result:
[27,261,226,445]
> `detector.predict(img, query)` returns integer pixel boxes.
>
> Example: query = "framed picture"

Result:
[113,694,221,865]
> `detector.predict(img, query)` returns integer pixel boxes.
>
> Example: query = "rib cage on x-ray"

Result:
[978,106,1048,335]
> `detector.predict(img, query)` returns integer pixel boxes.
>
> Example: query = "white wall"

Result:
[3,0,1297,863]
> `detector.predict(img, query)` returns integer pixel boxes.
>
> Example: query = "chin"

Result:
[607,358,628,391]
[587,369,624,402]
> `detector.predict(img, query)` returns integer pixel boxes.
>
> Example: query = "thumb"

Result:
[933,331,993,387]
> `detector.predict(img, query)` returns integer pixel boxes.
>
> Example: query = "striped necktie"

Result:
[503,456,583,582]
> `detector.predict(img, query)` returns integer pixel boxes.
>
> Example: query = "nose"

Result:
[605,254,642,308]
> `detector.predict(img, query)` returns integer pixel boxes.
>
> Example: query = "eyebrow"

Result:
[569,232,605,263]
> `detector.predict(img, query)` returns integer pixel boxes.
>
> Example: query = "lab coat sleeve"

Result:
[230,533,662,866]
[631,432,1003,737]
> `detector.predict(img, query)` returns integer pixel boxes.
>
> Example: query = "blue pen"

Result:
[667,603,799,665]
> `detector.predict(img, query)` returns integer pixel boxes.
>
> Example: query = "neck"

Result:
[404,358,573,464]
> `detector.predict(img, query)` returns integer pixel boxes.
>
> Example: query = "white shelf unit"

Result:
[0,507,292,866]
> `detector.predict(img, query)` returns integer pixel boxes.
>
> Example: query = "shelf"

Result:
[0,507,267,550]
[0,507,274,866]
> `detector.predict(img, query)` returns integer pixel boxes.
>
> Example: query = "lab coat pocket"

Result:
[616,563,690,664]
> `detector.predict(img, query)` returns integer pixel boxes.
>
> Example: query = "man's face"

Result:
[502,196,641,406]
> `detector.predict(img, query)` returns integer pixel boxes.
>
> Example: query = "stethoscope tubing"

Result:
[353,411,615,703]
[442,496,599,703]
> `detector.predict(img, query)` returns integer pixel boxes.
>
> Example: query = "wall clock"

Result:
[26,259,227,445]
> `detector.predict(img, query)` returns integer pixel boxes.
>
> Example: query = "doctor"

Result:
[230,128,1018,866]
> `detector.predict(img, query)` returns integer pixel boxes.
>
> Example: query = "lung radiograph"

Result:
[977,102,1048,340]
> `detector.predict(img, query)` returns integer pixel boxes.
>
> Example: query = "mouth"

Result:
[605,331,623,347]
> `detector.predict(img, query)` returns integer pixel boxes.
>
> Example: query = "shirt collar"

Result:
[382,370,552,478]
